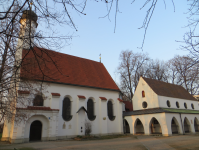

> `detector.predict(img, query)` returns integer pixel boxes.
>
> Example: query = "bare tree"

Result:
[0,0,91,123]
[117,50,149,99]
[146,59,168,82]
[168,55,199,95]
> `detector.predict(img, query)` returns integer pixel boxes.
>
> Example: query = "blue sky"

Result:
[38,1,190,84]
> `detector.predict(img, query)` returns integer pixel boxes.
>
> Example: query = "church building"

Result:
[1,10,124,143]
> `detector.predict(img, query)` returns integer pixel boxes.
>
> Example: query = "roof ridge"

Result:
[30,46,102,64]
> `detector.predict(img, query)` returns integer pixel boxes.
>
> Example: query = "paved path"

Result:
[1,135,199,150]
[137,135,175,150]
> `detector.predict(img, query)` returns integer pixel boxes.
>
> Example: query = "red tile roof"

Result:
[117,98,123,102]
[51,93,60,96]
[99,97,107,100]
[18,90,30,94]
[77,95,86,99]
[142,77,197,101]
[20,47,120,91]
[123,101,133,111]
[17,106,59,111]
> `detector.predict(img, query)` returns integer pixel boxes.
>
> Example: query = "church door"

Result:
[29,120,42,141]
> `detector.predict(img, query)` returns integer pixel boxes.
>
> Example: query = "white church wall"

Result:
[133,77,159,111]
[44,82,122,138]
[158,96,199,110]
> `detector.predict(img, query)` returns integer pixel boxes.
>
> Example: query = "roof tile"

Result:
[99,97,107,100]
[21,47,120,91]
[142,77,196,101]
[77,95,86,99]
[51,93,60,96]
[17,106,59,111]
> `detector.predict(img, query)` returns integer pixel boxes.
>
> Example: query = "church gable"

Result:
[133,77,159,111]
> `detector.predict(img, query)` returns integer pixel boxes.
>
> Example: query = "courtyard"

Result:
[1,134,199,150]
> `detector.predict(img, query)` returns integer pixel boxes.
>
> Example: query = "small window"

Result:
[184,103,187,109]
[191,103,194,109]
[142,101,147,108]
[62,97,72,121]
[33,95,43,106]
[87,99,96,121]
[166,100,171,107]
[176,102,180,108]
[142,91,145,97]
[107,101,115,121]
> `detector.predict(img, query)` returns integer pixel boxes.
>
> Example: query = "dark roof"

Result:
[124,107,199,116]
[17,106,59,111]
[123,101,133,111]
[76,106,87,113]
[21,10,38,23]
[142,77,196,101]
[20,47,120,91]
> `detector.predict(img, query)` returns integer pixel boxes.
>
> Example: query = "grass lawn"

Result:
[4,148,37,150]
[73,134,132,141]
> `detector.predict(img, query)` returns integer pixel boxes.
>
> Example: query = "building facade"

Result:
[124,77,199,136]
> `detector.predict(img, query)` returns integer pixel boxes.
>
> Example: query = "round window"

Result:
[184,103,187,109]
[166,100,171,107]
[176,102,179,108]
[142,101,148,108]
[191,103,194,109]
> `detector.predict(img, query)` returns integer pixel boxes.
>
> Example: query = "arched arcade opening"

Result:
[184,117,191,133]
[150,117,162,134]
[134,118,144,134]
[171,117,179,134]
[124,119,130,134]
[194,117,199,132]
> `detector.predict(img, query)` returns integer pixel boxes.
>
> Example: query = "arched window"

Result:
[142,91,145,97]
[166,100,171,107]
[191,103,194,109]
[176,102,180,108]
[62,97,72,121]
[184,103,187,109]
[33,95,43,106]
[107,101,115,121]
[87,99,96,121]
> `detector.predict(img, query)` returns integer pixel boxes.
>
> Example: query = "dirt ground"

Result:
[1,134,199,150]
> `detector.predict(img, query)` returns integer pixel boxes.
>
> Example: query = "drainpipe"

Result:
[179,113,185,135]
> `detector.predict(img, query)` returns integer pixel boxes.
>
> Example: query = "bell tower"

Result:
[15,9,38,62]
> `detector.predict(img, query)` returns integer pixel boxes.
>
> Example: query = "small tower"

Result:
[16,10,38,62]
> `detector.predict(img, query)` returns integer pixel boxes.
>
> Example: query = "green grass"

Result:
[74,134,132,141]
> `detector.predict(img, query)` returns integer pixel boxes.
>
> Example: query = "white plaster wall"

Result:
[24,115,49,140]
[125,113,171,136]
[44,83,122,137]
[158,95,199,110]
[50,96,60,109]
[125,113,199,136]
[133,77,159,110]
